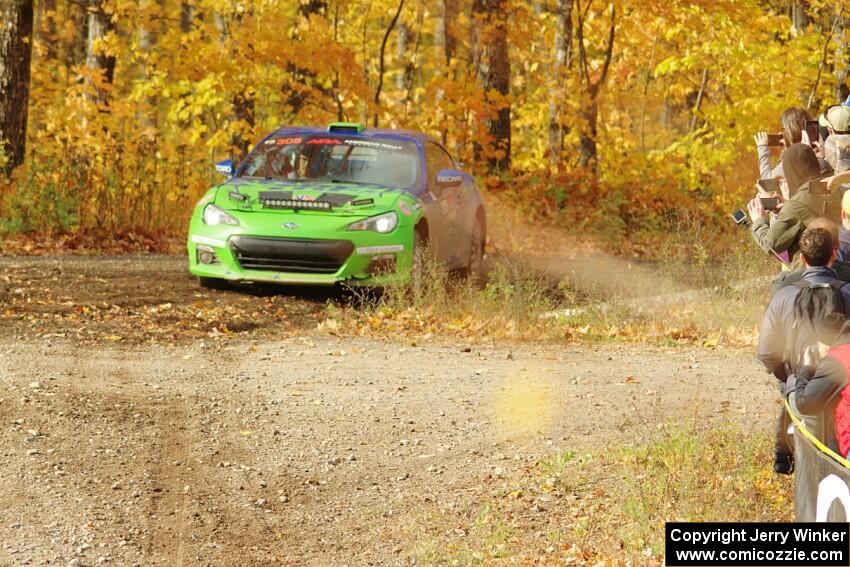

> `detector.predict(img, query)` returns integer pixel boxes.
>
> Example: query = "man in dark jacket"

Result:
[770,218,850,295]
[758,226,850,474]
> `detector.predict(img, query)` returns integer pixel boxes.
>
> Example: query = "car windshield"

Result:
[238,134,420,189]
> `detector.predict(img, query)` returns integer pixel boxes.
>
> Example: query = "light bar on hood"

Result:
[261,198,333,211]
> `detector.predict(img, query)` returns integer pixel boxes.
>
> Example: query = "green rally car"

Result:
[187,122,486,288]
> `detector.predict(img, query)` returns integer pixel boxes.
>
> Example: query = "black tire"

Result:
[199,276,230,291]
[411,229,425,299]
[465,216,485,285]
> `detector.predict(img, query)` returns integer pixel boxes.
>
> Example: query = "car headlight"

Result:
[347,211,398,234]
[202,203,239,226]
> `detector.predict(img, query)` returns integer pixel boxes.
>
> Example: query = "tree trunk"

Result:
[138,20,159,130]
[792,0,811,35]
[835,11,850,103]
[219,10,255,159]
[435,0,457,69]
[180,1,194,33]
[578,98,597,169]
[548,0,573,164]
[472,0,511,173]
[435,0,457,146]
[576,1,615,173]
[37,0,57,60]
[0,0,34,174]
[299,0,327,17]
[285,0,327,116]
[688,68,709,132]
[71,3,89,70]
[85,0,117,107]
[230,89,254,160]
[373,0,405,127]
[396,22,410,90]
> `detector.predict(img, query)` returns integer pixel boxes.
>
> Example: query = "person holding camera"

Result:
[755,107,833,180]
[758,226,850,473]
[748,144,843,266]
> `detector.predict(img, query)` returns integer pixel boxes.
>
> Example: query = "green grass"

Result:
[327,241,774,347]
[406,424,793,565]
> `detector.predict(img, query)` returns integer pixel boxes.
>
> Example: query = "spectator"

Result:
[840,191,850,263]
[821,105,850,172]
[758,226,850,473]
[771,218,850,294]
[756,107,833,180]
[748,144,843,265]
[788,320,850,456]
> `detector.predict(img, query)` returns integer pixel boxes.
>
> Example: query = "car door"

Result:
[424,142,465,268]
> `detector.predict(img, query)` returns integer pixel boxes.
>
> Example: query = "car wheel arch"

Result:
[414,218,429,242]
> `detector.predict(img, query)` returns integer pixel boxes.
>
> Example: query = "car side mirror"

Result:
[216,159,234,177]
[436,169,464,191]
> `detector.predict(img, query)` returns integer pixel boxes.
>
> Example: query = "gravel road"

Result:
[0,256,773,565]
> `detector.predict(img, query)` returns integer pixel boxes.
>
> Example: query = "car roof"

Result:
[268,126,431,144]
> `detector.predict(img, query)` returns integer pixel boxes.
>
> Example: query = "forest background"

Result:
[0,0,845,259]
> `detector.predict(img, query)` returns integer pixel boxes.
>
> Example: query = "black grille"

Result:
[229,236,353,274]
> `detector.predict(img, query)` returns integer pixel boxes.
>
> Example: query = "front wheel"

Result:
[465,217,485,285]
[411,229,425,299]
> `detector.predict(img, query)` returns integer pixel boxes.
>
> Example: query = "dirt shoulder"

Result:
[0,334,771,566]
[0,255,329,343]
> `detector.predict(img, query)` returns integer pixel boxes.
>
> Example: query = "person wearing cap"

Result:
[822,105,850,173]
[755,107,833,180]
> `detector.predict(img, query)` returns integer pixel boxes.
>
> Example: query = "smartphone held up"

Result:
[766,134,784,147]
[759,197,780,211]
[757,178,779,193]
[806,120,820,144]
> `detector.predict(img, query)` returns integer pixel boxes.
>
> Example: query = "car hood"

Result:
[214,178,407,216]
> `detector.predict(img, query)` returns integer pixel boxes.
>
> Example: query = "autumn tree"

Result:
[373,0,405,126]
[5,0,846,238]
[85,0,116,106]
[0,0,34,174]
[473,0,511,172]
[576,0,615,172]
[435,0,458,68]
[792,0,810,34]
[548,0,574,164]
[287,0,327,115]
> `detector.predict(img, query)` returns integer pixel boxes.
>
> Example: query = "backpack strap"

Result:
[793,279,845,291]
[832,280,847,315]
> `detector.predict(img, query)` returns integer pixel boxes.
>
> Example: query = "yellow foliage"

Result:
[2,0,841,239]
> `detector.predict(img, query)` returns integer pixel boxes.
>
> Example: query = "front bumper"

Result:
[187,219,414,286]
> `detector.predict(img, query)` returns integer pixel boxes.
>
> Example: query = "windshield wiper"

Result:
[330,179,378,186]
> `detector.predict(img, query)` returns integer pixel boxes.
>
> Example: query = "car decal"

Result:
[342,139,404,151]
